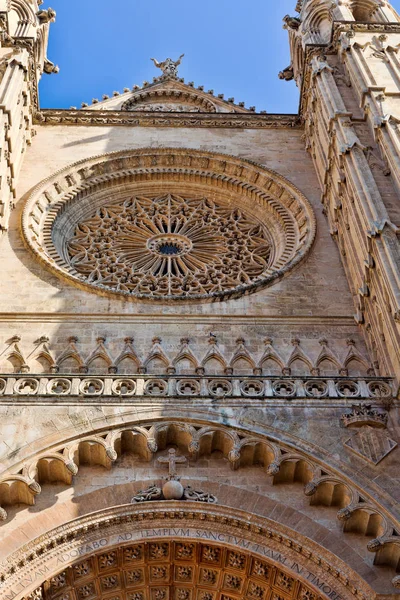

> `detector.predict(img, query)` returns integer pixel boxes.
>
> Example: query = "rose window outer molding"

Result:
[22,149,317,303]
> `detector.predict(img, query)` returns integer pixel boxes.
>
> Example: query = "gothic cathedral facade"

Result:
[0,1,399,599]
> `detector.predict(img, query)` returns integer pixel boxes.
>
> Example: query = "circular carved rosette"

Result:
[47,378,72,395]
[0,378,6,395]
[14,378,39,395]
[144,379,168,396]
[208,379,233,397]
[272,380,296,398]
[240,380,264,397]
[176,379,201,396]
[304,380,328,398]
[111,378,137,396]
[336,381,360,398]
[22,149,316,303]
[367,381,392,399]
[79,379,104,396]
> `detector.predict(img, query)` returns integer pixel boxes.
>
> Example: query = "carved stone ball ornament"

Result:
[22,149,316,302]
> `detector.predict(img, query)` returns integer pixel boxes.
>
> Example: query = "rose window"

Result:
[67,194,273,300]
[22,149,316,303]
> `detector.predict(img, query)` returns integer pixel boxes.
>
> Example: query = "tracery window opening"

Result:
[67,193,273,300]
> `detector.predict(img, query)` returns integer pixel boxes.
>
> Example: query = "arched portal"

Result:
[1,504,373,600]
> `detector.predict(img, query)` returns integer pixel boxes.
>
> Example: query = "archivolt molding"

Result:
[0,503,375,600]
[120,89,218,113]
[22,148,317,302]
[0,419,398,587]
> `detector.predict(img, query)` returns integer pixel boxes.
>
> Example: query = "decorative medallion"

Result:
[22,149,316,303]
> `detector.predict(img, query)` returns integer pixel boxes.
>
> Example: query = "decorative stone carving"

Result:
[240,380,264,396]
[0,373,390,402]
[278,65,294,81]
[43,58,59,75]
[341,404,388,428]
[47,378,71,395]
[283,15,301,30]
[111,378,136,396]
[36,8,56,24]
[79,378,104,395]
[14,378,39,395]
[67,194,273,300]
[22,149,316,303]
[144,379,168,396]
[132,448,217,503]
[176,379,201,396]
[336,381,360,398]
[304,380,328,397]
[367,380,392,398]
[208,379,233,396]
[151,54,185,78]
[272,380,296,398]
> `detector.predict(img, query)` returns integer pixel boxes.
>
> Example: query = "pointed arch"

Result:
[172,339,200,374]
[144,339,171,374]
[287,341,314,375]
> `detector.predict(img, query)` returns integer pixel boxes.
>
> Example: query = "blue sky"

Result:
[39,0,400,114]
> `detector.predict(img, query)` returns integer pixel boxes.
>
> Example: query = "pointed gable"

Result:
[83,55,254,114]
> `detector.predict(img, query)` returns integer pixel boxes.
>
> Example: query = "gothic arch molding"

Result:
[0,503,375,600]
[120,89,218,113]
[0,415,398,590]
[21,148,316,303]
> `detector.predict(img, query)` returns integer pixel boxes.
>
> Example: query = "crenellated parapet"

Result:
[0,0,57,233]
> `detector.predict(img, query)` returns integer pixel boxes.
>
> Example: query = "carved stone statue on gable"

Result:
[150,54,184,78]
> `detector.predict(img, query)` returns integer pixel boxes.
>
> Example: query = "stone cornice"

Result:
[33,109,302,129]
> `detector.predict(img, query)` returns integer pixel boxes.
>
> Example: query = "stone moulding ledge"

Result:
[33,110,302,129]
[0,503,373,600]
[0,313,357,324]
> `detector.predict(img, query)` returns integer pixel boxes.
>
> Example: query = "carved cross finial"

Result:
[157,448,187,480]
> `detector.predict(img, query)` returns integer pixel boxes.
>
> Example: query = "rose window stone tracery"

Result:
[67,194,273,299]
[22,149,316,303]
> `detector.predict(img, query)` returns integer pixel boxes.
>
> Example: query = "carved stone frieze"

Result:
[33,110,301,129]
[0,373,392,402]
